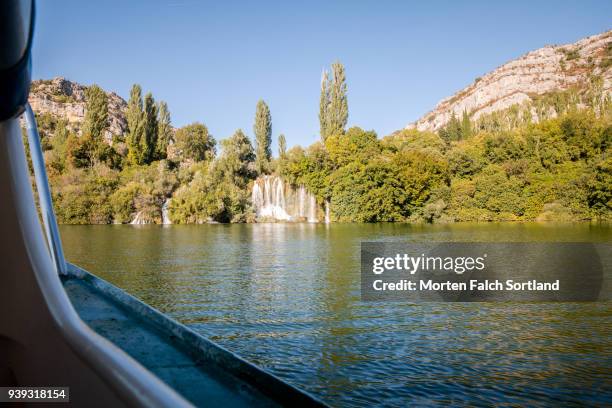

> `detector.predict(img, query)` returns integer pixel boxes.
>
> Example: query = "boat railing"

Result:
[10,111,193,407]
[24,103,67,275]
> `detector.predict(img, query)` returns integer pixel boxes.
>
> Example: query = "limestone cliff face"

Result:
[408,30,612,132]
[28,77,127,141]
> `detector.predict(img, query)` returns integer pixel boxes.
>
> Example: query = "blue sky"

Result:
[33,0,611,151]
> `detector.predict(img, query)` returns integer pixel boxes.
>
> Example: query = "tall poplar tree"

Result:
[83,85,108,141]
[319,70,330,141]
[278,133,287,158]
[156,101,172,160]
[328,61,348,137]
[319,61,348,141]
[82,84,108,166]
[126,84,145,165]
[142,92,158,164]
[253,99,272,174]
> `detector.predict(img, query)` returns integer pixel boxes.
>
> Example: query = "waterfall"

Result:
[251,175,320,222]
[162,199,171,224]
[130,211,149,225]
[252,182,264,211]
[325,200,330,224]
[307,195,317,223]
[252,175,291,221]
[130,199,171,224]
[298,186,306,217]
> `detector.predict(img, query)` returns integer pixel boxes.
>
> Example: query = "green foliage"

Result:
[278,142,331,200]
[174,123,216,162]
[381,129,445,154]
[217,129,256,187]
[319,70,330,141]
[587,157,612,218]
[325,127,380,167]
[253,100,272,174]
[53,165,118,224]
[126,84,145,165]
[77,84,115,167]
[65,133,90,168]
[142,93,158,164]
[461,110,472,139]
[439,111,463,142]
[82,85,108,142]
[39,73,610,225]
[169,163,252,224]
[448,142,484,177]
[328,149,447,222]
[484,131,527,163]
[319,61,348,140]
[278,133,287,158]
[440,109,473,142]
[169,129,256,223]
[559,47,580,61]
[559,110,606,160]
[330,160,407,222]
[109,162,178,223]
[156,101,172,160]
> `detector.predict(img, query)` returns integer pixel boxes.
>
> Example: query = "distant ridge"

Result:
[407,30,612,132]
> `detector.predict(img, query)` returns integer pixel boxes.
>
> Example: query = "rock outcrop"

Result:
[28,77,127,142]
[407,30,612,132]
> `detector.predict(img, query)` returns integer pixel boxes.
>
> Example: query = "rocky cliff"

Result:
[408,30,612,132]
[28,77,127,142]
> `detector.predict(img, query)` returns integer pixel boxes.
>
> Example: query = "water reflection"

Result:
[60,223,612,407]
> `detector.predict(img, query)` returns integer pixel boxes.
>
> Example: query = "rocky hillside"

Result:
[408,30,612,132]
[28,77,127,142]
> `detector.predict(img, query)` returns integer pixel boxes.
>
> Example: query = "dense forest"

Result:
[29,62,611,224]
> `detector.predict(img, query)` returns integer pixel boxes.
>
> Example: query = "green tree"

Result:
[174,123,216,162]
[253,99,272,174]
[82,85,109,142]
[218,129,256,187]
[319,62,348,140]
[47,118,70,174]
[587,157,612,217]
[156,101,172,160]
[461,109,472,139]
[82,84,109,166]
[325,127,381,168]
[65,133,90,168]
[319,70,331,140]
[440,111,462,142]
[126,84,145,165]
[142,92,158,164]
[278,133,287,158]
[328,61,348,137]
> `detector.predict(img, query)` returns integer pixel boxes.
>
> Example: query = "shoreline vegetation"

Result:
[29,61,611,225]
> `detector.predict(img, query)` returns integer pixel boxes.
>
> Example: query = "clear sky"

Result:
[32,0,611,151]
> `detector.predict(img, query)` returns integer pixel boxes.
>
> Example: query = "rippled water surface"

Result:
[60,223,612,407]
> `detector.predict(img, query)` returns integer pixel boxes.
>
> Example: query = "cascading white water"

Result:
[252,175,292,220]
[162,199,171,224]
[130,211,149,225]
[252,175,320,222]
[131,199,172,224]
[298,186,306,217]
[324,200,330,224]
[308,195,317,223]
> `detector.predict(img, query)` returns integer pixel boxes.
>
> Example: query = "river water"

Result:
[60,223,611,407]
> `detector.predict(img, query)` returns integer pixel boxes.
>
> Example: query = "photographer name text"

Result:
[372,279,560,291]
